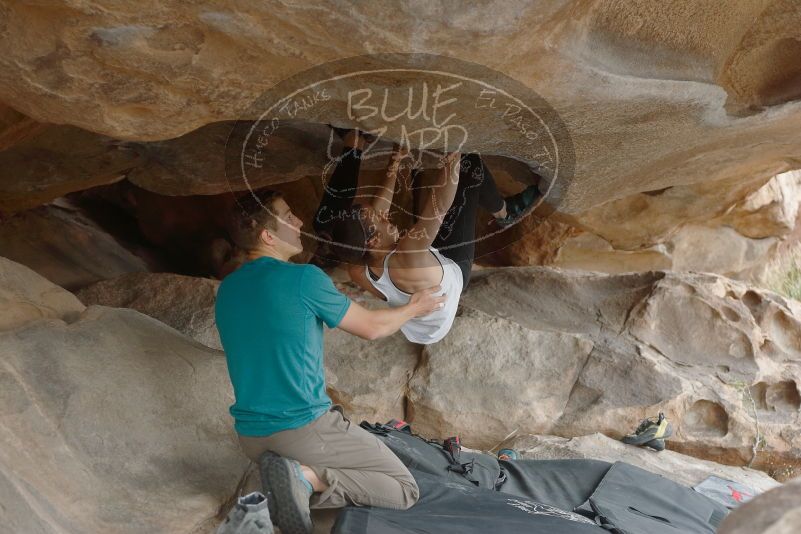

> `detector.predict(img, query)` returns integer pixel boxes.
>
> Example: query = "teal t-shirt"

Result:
[214,257,351,436]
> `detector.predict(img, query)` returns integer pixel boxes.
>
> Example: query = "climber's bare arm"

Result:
[369,144,409,216]
[396,151,460,258]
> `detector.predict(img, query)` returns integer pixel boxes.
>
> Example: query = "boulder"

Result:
[0,255,85,331]
[0,121,140,214]
[74,265,801,478]
[125,121,332,196]
[325,329,421,425]
[0,257,245,533]
[2,1,801,284]
[433,268,801,477]
[10,255,799,533]
[2,1,799,140]
[718,476,801,534]
[74,268,418,531]
[407,307,595,445]
[492,169,801,279]
[1,2,800,217]
[76,272,222,350]
[0,199,152,290]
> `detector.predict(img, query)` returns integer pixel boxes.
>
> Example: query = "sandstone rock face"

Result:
[81,266,801,480]
[415,268,801,478]
[718,476,801,534]
[487,169,801,279]
[408,307,595,443]
[125,121,333,197]
[1,1,800,217]
[0,257,246,533]
[7,255,797,531]
[2,1,800,286]
[0,255,85,331]
[1,0,798,140]
[509,433,780,493]
[0,199,152,290]
[0,119,140,214]
[76,272,222,350]
[325,327,421,424]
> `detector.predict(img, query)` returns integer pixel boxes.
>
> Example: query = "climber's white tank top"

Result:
[366,247,463,345]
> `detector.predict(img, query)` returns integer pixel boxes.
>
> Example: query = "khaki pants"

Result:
[239,406,419,510]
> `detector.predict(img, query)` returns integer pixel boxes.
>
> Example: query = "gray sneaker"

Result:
[216,491,273,534]
[258,452,313,534]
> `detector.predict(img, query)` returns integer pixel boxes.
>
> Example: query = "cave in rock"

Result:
[1,2,801,533]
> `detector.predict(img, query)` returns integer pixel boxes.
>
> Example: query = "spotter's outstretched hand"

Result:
[408,285,447,317]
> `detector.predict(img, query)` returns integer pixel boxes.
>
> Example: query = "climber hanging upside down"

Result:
[314,128,543,344]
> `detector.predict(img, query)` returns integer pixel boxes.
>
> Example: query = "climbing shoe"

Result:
[644,439,666,452]
[258,452,313,534]
[621,412,673,448]
[496,184,543,227]
[216,491,274,534]
[497,448,519,461]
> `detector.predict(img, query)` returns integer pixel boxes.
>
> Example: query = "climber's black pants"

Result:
[423,153,505,287]
[313,147,364,237]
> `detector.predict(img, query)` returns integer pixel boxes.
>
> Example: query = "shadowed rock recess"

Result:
[2,1,801,532]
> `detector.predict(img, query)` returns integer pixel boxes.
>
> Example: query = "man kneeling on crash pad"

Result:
[215,190,444,534]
